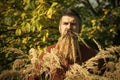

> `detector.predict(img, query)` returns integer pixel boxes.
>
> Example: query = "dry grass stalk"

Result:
[82,46,120,79]
[65,63,91,80]
[41,48,61,72]
[1,38,120,80]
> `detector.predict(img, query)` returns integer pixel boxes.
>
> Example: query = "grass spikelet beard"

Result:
[56,30,82,68]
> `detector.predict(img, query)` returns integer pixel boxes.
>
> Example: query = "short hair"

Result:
[61,8,82,27]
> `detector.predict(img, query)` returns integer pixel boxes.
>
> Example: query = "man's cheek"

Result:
[59,26,63,34]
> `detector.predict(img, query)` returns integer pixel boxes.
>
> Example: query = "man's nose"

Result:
[66,23,71,30]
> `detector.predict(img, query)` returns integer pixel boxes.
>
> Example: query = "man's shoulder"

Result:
[79,43,96,52]
[79,43,97,62]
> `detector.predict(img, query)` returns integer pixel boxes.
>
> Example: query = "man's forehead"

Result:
[61,16,78,22]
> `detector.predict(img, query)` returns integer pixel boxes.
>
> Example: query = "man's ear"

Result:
[59,25,61,34]
[59,18,62,34]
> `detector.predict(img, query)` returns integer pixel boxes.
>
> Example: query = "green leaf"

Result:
[4,16,12,25]
[31,25,35,32]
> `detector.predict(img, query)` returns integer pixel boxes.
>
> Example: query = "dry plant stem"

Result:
[56,31,82,64]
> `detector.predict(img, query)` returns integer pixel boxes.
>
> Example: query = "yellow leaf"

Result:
[37,46,43,55]
[42,36,46,42]
[110,29,114,32]
[15,28,21,36]
[22,38,27,44]
[46,2,58,19]
[36,24,42,32]
[46,8,53,19]
[45,30,49,37]
[21,13,26,19]
[21,25,26,32]
[91,19,96,26]
[13,12,19,16]
[25,23,31,33]
[103,9,109,15]
[91,19,96,23]
[38,0,43,3]
[31,25,36,32]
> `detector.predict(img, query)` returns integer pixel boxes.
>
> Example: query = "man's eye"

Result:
[64,22,68,25]
[71,23,76,26]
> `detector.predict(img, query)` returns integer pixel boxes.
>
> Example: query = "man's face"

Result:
[59,15,81,35]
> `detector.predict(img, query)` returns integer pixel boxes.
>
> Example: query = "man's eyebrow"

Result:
[63,22,69,24]
[63,21,68,23]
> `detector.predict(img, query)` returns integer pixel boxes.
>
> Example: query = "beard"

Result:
[56,30,82,65]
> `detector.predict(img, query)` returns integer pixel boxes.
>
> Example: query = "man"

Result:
[38,8,97,80]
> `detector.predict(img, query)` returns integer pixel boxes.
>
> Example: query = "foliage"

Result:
[0,47,28,71]
[0,0,120,53]
[80,7,120,48]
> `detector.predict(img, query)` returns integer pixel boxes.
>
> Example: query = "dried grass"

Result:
[0,70,24,80]
[0,46,120,80]
[82,46,120,79]
[65,63,91,80]
[41,48,61,71]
